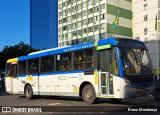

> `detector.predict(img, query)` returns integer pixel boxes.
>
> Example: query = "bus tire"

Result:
[154,90,160,100]
[25,85,33,100]
[82,84,96,104]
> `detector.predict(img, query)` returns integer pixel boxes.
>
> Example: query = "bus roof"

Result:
[28,45,72,55]
[18,37,145,61]
[7,58,18,63]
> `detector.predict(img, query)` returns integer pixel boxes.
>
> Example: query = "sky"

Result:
[0,0,30,51]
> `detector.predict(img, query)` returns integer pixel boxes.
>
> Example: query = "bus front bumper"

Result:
[122,86,152,98]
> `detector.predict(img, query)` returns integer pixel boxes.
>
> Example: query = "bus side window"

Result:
[74,50,84,69]
[56,52,72,71]
[18,61,26,75]
[6,63,11,76]
[28,58,39,74]
[41,55,54,72]
[85,49,93,69]
[112,49,119,75]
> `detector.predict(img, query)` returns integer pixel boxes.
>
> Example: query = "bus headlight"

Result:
[125,78,130,87]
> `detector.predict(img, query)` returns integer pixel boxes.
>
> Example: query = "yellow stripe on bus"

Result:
[6,76,12,78]
[7,58,18,63]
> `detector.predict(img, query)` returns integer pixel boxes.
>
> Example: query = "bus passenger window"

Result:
[56,53,72,71]
[85,49,93,69]
[28,58,39,74]
[18,61,26,75]
[41,55,54,72]
[6,63,11,76]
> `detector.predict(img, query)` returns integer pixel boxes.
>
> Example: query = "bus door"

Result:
[98,49,114,96]
[10,63,18,94]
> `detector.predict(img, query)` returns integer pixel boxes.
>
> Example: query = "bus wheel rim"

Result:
[85,89,93,100]
[27,89,31,96]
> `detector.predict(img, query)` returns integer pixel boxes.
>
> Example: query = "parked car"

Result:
[151,78,160,100]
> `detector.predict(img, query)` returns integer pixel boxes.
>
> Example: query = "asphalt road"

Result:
[0,93,160,114]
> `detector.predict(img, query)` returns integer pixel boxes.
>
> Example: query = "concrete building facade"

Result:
[58,0,133,46]
[133,0,159,74]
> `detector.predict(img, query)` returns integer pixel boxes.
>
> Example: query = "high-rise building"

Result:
[133,0,159,74]
[30,0,58,50]
[58,0,132,46]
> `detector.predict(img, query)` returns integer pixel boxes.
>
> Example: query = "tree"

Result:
[0,42,38,71]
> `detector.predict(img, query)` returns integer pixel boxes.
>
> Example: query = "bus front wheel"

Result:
[25,85,33,100]
[82,85,96,104]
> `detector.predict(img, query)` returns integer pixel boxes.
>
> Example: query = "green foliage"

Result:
[0,42,38,71]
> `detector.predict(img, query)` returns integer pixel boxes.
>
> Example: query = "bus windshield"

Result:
[120,47,152,76]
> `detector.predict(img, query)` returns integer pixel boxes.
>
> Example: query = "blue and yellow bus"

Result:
[5,38,154,104]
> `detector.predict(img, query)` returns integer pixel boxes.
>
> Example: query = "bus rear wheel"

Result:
[25,85,33,100]
[82,85,96,104]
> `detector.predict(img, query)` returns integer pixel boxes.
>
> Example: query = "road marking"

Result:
[48,103,61,106]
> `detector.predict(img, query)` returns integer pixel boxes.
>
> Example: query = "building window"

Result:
[59,4,62,10]
[77,21,81,27]
[63,18,67,23]
[83,37,87,43]
[88,0,93,5]
[100,3,105,11]
[94,6,99,13]
[59,27,62,32]
[144,4,147,10]
[68,24,72,30]
[59,11,62,17]
[63,2,67,7]
[83,28,87,34]
[72,14,76,20]
[94,25,99,31]
[83,19,88,25]
[88,8,93,15]
[72,0,76,4]
[100,23,105,30]
[94,15,99,22]
[63,10,67,16]
[73,31,77,36]
[83,1,87,8]
[68,0,71,5]
[100,33,106,39]
[88,36,93,41]
[100,14,105,20]
[88,27,93,33]
[77,30,82,35]
[68,32,72,38]
[63,26,67,31]
[94,34,99,40]
[68,16,72,23]
[144,15,148,21]
[77,4,81,10]
[77,12,81,19]
[59,35,63,41]
[68,8,71,14]
[82,10,87,16]
[144,28,148,35]
[88,17,93,24]
[95,0,98,3]
[72,6,76,12]
[72,23,76,28]
[59,19,62,24]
